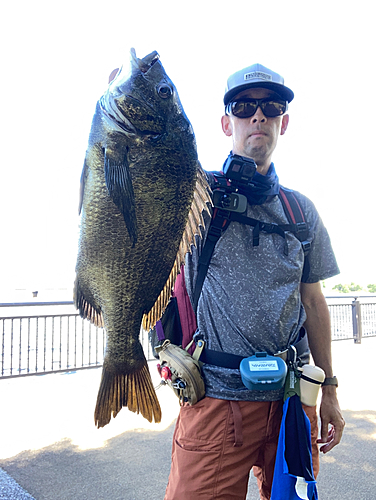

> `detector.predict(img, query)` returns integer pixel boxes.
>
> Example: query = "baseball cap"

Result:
[224,63,294,105]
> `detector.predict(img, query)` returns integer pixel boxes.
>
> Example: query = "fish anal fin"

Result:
[73,278,104,327]
[94,362,162,428]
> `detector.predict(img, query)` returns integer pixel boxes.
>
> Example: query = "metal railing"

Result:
[1,296,375,379]
[0,302,152,379]
[326,296,376,343]
[1,309,105,378]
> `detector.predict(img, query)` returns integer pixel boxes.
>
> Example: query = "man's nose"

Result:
[251,106,267,123]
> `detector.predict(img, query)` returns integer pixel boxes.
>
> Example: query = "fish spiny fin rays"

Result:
[175,165,212,266]
[142,165,212,330]
[104,149,138,246]
[94,361,162,428]
[73,278,104,327]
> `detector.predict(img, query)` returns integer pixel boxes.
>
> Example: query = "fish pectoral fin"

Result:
[78,158,89,215]
[104,149,138,246]
[94,362,162,428]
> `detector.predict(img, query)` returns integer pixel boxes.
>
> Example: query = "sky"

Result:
[1,0,375,297]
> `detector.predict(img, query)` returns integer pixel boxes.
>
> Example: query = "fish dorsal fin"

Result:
[142,164,212,331]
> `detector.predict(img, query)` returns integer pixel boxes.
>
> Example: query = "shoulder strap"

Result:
[279,187,311,280]
[278,187,311,256]
[279,187,304,225]
[192,207,231,311]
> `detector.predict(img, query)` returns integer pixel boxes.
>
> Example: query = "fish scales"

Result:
[74,49,210,428]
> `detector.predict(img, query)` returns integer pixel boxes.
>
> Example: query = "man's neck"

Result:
[256,162,272,176]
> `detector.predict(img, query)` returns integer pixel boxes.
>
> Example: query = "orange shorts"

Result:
[164,397,318,500]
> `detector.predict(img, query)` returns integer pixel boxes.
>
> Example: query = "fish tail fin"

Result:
[94,362,162,428]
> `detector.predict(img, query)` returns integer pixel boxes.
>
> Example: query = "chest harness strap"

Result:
[192,184,311,313]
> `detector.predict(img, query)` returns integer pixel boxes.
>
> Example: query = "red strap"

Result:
[290,191,305,221]
[279,188,296,223]
[172,265,197,354]
[279,188,306,224]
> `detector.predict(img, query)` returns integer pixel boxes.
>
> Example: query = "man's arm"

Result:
[300,281,345,453]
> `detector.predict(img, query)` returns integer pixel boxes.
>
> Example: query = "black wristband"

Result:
[322,376,338,387]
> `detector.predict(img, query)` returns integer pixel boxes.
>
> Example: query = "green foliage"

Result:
[332,283,350,293]
[348,282,364,292]
[332,283,376,293]
[332,282,362,293]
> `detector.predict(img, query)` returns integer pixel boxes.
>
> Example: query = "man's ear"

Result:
[280,114,289,135]
[221,115,233,137]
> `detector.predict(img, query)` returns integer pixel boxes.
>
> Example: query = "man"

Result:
[164,63,345,500]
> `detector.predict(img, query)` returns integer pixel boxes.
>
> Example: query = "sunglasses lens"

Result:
[261,100,286,117]
[230,101,257,118]
[229,99,287,118]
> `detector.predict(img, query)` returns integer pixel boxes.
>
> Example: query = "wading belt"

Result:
[199,327,309,369]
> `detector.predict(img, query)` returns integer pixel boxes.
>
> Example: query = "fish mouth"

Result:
[100,49,165,138]
[130,47,160,74]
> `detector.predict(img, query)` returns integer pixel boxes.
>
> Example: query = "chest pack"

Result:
[150,172,311,386]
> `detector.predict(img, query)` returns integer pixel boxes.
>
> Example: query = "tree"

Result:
[367,284,376,293]
[332,282,364,293]
[332,283,350,293]
[348,282,364,292]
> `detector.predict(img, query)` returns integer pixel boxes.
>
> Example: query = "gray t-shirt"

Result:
[185,181,339,402]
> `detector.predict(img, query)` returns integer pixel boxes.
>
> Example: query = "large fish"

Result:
[74,49,210,428]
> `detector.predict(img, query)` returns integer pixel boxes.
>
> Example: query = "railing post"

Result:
[352,298,362,344]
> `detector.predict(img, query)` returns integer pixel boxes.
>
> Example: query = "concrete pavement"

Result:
[0,337,375,499]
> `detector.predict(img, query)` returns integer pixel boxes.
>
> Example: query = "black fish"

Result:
[74,49,210,428]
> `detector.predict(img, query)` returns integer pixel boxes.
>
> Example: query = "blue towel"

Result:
[271,395,318,500]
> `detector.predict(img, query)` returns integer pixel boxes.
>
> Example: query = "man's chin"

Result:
[242,148,266,166]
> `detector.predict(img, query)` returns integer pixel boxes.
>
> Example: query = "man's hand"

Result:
[300,281,345,452]
[317,386,345,453]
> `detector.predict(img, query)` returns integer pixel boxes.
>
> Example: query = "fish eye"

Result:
[157,85,173,99]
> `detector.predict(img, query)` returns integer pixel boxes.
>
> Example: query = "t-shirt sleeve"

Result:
[295,192,340,283]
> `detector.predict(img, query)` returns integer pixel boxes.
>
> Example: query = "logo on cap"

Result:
[244,71,272,82]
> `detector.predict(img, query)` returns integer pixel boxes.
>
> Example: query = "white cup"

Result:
[300,365,325,406]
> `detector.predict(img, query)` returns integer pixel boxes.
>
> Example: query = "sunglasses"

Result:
[226,98,287,118]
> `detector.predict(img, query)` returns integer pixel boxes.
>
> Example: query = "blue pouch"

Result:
[240,352,287,391]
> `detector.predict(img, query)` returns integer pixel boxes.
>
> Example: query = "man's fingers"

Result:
[318,424,344,453]
[318,424,330,444]
[318,392,345,453]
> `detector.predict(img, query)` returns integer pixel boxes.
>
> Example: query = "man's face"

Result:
[221,88,289,174]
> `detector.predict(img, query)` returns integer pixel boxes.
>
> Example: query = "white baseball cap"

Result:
[224,63,294,105]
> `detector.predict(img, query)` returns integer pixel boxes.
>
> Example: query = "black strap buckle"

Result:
[301,241,311,254]
[208,225,223,239]
[260,222,273,232]
[295,222,307,233]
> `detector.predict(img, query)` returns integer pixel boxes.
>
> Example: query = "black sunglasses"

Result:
[226,98,287,118]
